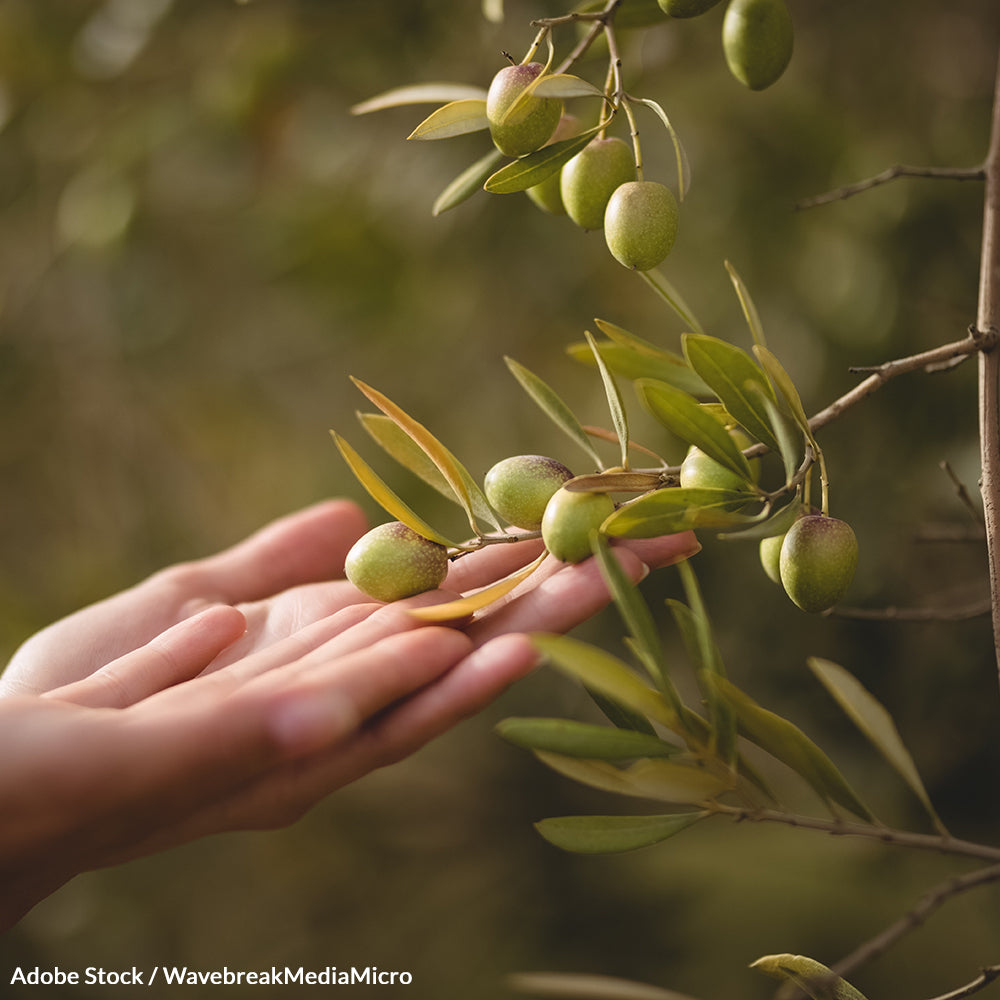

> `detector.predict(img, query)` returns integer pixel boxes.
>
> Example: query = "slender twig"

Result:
[940,460,988,528]
[830,863,1000,982]
[806,332,989,436]
[830,597,991,622]
[923,965,1000,1000]
[796,164,985,211]
[976,47,1000,691]
[714,806,1000,863]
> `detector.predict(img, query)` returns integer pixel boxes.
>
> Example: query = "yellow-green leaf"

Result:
[808,657,947,835]
[567,340,709,396]
[586,331,630,469]
[408,551,545,622]
[350,82,488,116]
[433,148,504,216]
[508,971,703,1000]
[632,96,690,200]
[603,487,758,538]
[754,344,816,445]
[725,260,766,348]
[534,812,706,854]
[406,98,489,140]
[350,378,480,535]
[330,432,458,548]
[484,127,600,194]
[639,269,706,335]
[533,73,606,100]
[750,955,869,1000]
[496,717,678,759]
[710,675,872,820]
[505,356,604,468]
[531,633,680,731]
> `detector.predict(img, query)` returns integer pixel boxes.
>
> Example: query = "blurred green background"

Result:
[2,1,999,997]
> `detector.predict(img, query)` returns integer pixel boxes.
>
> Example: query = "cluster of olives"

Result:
[759,512,858,614]
[345,453,616,603]
[662,0,794,91]
[486,63,678,273]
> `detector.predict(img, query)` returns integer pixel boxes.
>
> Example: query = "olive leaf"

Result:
[750,955,869,1000]
[531,632,681,732]
[754,343,817,447]
[357,412,503,531]
[350,378,481,535]
[567,340,709,396]
[408,551,546,623]
[433,148,504,216]
[709,674,873,820]
[482,0,504,23]
[534,751,730,805]
[585,331,630,469]
[484,127,600,194]
[533,811,707,855]
[330,432,459,548]
[509,970,704,1000]
[808,657,948,835]
[349,82,489,116]
[532,73,606,100]
[718,497,805,541]
[724,259,766,348]
[682,334,782,452]
[603,487,759,538]
[636,378,756,480]
[406,98,490,140]
[640,270,706,335]
[505,356,604,468]
[496,717,679,759]
[631,97,690,201]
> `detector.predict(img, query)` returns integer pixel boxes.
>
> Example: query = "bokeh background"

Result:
[2,1,1000,997]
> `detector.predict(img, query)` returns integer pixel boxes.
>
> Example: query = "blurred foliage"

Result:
[2,1,1000,997]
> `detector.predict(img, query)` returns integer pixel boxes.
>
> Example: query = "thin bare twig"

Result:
[796,164,985,211]
[830,597,991,622]
[923,965,1000,1000]
[830,863,1000,982]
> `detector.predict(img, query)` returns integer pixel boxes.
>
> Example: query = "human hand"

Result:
[0,499,698,929]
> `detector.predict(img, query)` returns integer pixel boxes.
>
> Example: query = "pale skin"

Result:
[0,498,699,932]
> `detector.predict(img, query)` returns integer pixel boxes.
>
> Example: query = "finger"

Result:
[45,606,248,709]
[465,531,700,646]
[444,536,545,593]
[163,500,369,609]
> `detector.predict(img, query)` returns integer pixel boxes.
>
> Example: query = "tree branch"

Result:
[796,164,985,211]
[923,965,1000,1000]
[977,46,1000,692]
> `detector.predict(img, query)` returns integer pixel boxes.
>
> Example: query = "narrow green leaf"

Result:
[750,955,869,1000]
[636,379,755,480]
[682,334,781,452]
[496,717,678,759]
[432,148,504,216]
[632,97,690,200]
[408,552,546,623]
[718,497,805,541]
[406,98,489,140]
[603,487,758,538]
[535,752,729,805]
[754,344,817,445]
[484,127,600,194]
[757,390,801,484]
[350,83,488,116]
[531,633,681,732]
[350,378,480,535]
[586,686,657,735]
[505,356,604,468]
[534,812,706,854]
[567,340,709,396]
[533,73,606,100]
[482,0,504,23]
[509,971,703,1000]
[639,270,706,335]
[709,675,873,820]
[585,331,630,469]
[724,260,766,348]
[330,433,459,548]
[808,658,947,835]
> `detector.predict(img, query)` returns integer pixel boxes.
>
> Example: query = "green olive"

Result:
[486,62,563,158]
[778,515,858,613]
[758,533,784,584]
[658,0,725,17]
[722,0,794,91]
[484,454,574,530]
[541,487,616,564]
[604,180,679,271]
[344,522,449,603]
[678,429,759,492]
[560,137,636,231]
